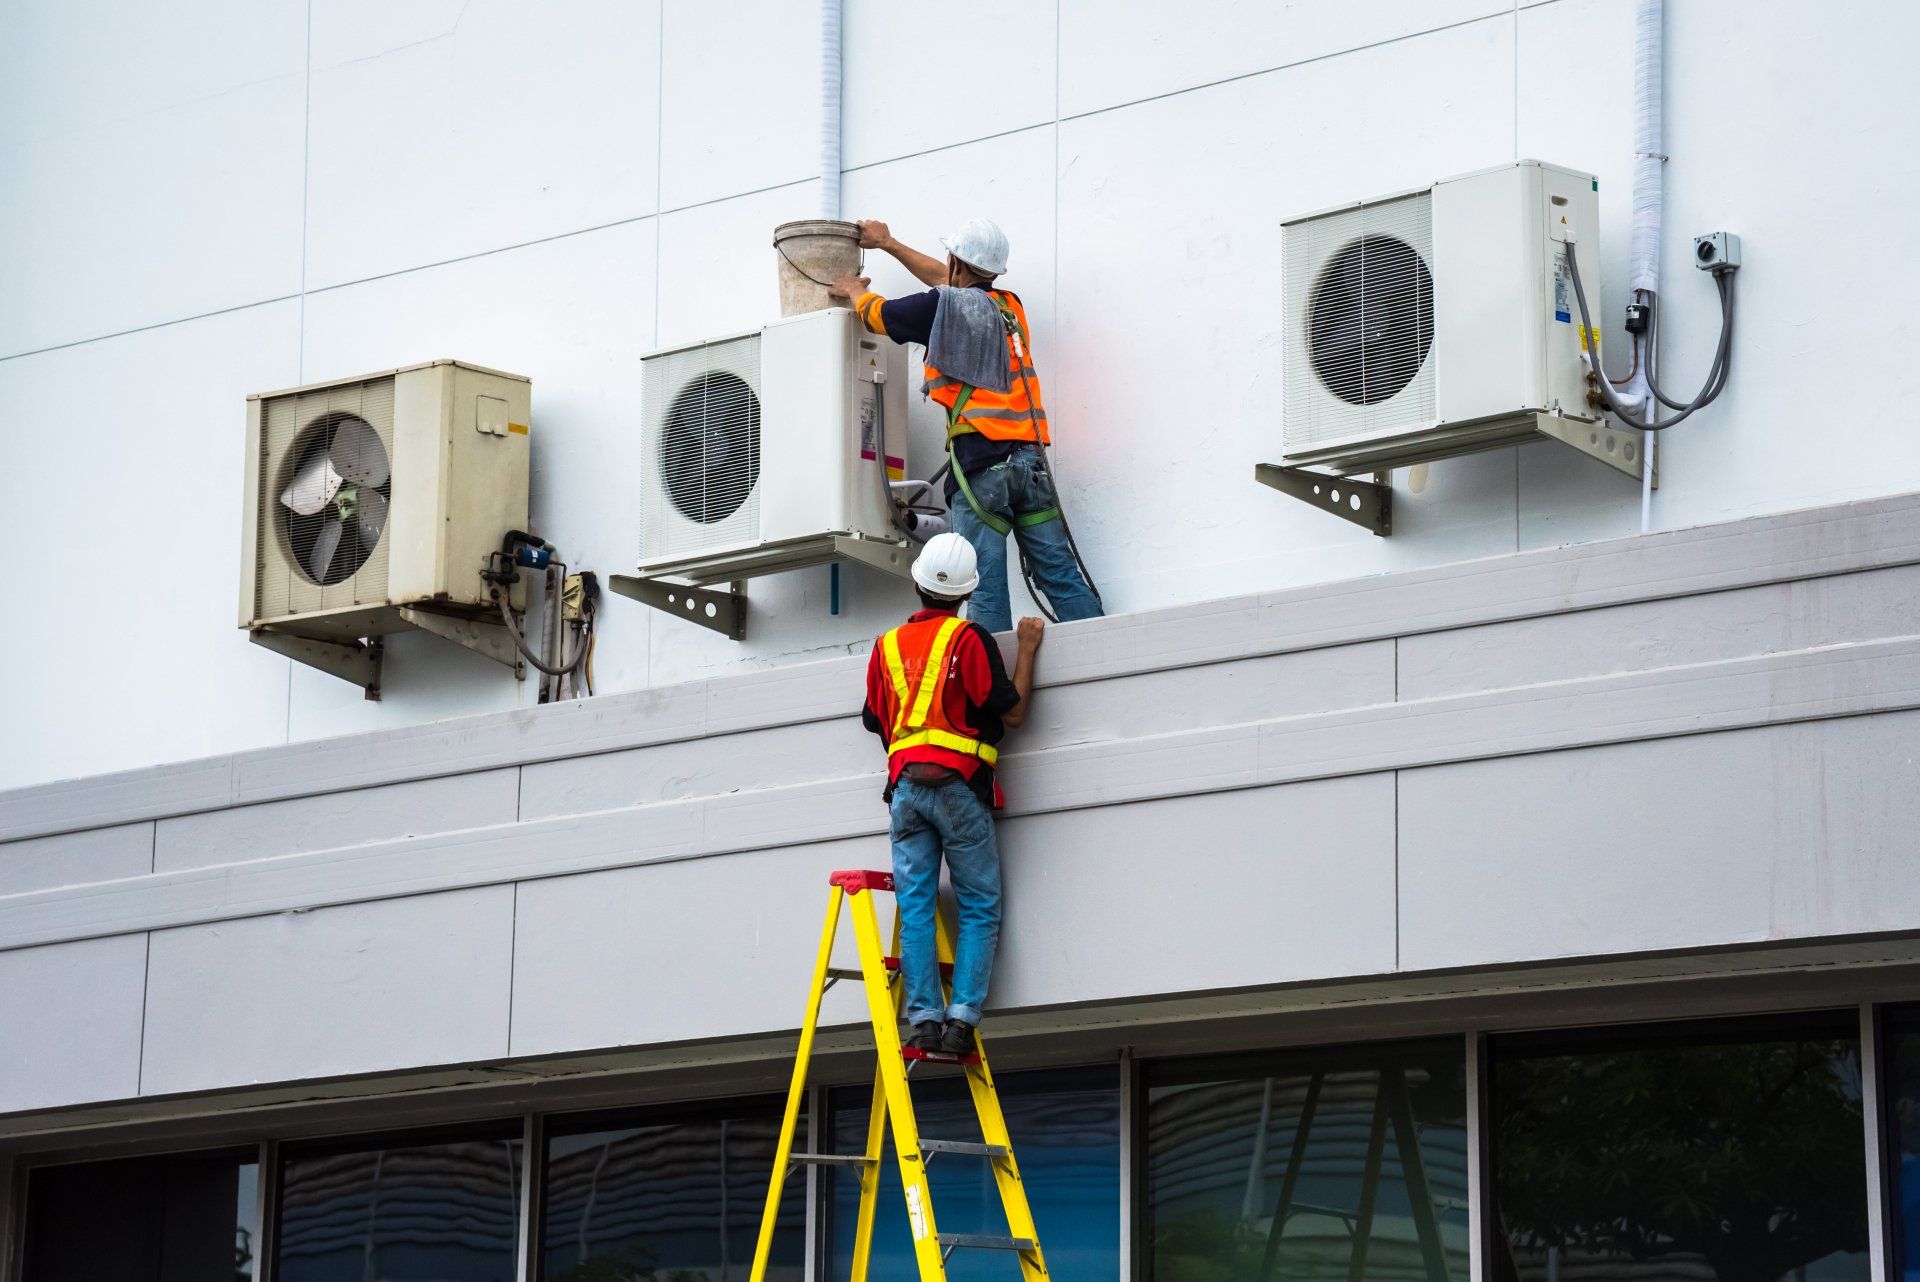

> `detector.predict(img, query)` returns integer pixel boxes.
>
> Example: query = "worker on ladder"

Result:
[861,532,1043,1057]
[829,217,1103,636]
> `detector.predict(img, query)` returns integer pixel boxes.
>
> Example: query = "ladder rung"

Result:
[919,1138,1008,1158]
[825,967,863,981]
[902,1046,982,1066]
[937,1233,1037,1252]
[883,956,954,976]
[787,1152,876,1166]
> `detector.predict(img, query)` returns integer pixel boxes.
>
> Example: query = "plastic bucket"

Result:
[773,219,861,316]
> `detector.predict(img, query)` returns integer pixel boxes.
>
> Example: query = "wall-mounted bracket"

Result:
[398,606,525,680]
[831,534,917,581]
[1533,412,1653,485]
[250,630,385,701]
[1254,463,1392,536]
[608,575,746,640]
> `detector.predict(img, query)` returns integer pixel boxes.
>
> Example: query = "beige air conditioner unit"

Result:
[1260,160,1646,534]
[239,360,531,696]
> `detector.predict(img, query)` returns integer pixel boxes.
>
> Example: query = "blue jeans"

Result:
[888,777,1001,1027]
[949,444,1104,635]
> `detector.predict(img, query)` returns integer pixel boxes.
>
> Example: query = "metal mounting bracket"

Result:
[397,606,525,680]
[250,630,386,701]
[1254,463,1392,536]
[1533,412,1653,485]
[608,574,746,640]
[831,534,917,581]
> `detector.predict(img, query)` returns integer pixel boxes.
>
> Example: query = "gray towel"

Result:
[926,286,1011,394]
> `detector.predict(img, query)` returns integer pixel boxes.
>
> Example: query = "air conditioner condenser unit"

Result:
[1264,160,1645,532]
[634,308,910,586]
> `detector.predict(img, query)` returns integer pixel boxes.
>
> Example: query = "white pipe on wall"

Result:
[820,0,842,220]
[1630,0,1664,531]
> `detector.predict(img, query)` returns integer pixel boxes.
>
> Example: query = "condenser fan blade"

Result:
[353,487,389,549]
[282,452,344,516]
[308,515,344,582]
[329,417,389,488]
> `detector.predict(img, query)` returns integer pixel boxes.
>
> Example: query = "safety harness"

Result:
[942,295,1061,538]
[880,615,999,765]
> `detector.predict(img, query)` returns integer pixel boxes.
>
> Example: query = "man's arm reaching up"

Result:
[858,219,946,287]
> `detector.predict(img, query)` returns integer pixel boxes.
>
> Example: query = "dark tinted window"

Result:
[541,1101,804,1281]
[1146,1038,1469,1281]
[1879,1004,1920,1280]
[23,1149,259,1282]
[825,1064,1120,1280]
[276,1132,522,1282]
[1491,1013,1869,1282]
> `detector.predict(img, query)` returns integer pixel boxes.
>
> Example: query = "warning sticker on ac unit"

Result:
[1553,248,1573,323]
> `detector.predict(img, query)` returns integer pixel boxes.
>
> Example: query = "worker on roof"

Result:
[830,217,1103,637]
[861,532,1044,1055]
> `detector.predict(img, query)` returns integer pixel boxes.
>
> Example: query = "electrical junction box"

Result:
[1280,159,1638,479]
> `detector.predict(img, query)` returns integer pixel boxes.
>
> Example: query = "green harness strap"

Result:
[943,298,1060,537]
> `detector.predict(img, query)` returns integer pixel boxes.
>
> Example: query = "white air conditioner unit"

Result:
[239,360,531,649]
[1281,160,1638,478]
[637,309,909,584]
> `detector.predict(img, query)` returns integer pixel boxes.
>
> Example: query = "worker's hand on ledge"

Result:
[828,273,871,302]
[855,219,893,250]
[1016,617,1045,651]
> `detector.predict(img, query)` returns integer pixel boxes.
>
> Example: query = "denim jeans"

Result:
[888,776,1001,1027]
[949,444,1104,636]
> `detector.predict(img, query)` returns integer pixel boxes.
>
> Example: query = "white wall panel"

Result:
[0,33,304,356]
[140,886,514,1096]
[1054,18,1520,616]
[154,769,518,873]
[0,824,151,897]
[658,0,817,211]
[1398,713,1920,972]
[304,0,662,289]
[1058,0,1508,118]
[0,935,147,1113]
[298,219,658,727]
[841,0,1054,169]
[0,302,301,791]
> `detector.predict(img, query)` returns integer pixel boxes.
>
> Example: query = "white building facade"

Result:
[4,3,1919,1280]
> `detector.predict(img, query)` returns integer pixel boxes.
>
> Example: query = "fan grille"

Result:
[255,376,395,620]
[1283,191,1437,452]
[640,333,763,564]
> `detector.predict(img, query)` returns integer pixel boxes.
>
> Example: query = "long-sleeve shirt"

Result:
[854,284,1022,492]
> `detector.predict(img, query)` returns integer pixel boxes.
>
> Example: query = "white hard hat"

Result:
[940,217,1009,277]
[911,532,980,599]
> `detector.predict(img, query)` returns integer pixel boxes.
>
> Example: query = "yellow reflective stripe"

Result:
[880,627,911,738]
[888,728,999,765]
[905,616,966,731]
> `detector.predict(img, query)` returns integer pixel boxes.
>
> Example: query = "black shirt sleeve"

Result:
[972,623,1022,718]
[877,288,940,346]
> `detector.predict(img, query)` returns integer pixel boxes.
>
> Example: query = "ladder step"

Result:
[825,967,864,981]
[919,1138,1009,1158]
[787,1152,875,1166]
[902,1046,982,1066]
[937,1233,1037,1252]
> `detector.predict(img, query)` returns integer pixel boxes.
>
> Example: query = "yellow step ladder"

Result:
[748,868,1051,1282]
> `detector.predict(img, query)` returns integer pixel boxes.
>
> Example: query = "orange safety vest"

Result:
[878,615,999,766]
[924,290,1050,446]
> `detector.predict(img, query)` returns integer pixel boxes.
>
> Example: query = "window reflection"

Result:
[1145,1039,1469,1282]
[22,1149,259,1282]
[276,1132,522,1282]
[541,1102,804,1281]
[1878,1004,1920,1280]
[826,1064,1120,1280]
[1491,1013,1869,1282]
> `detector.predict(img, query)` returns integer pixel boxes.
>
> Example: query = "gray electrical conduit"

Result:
[1566,242,1733,432]
[497,597,588,676]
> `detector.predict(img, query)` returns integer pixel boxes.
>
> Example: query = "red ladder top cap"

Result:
[829,869,895,895]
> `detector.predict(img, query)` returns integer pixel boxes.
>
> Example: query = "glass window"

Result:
[825,1064,1120,1280]
[1879,1004,1920,1280]
[1491,1012,1869,1282]
[540,1098,805,1281]
[1145,1038,1470,1282]
[22,1148,259,1282]
[275,1129,522,1282]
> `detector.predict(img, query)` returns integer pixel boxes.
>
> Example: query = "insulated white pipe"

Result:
[820,0,842,220]
[1630,0,1664,531]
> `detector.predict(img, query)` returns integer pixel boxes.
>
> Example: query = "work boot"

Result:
[938,1019,976,1056]
[907,1021,944,1052]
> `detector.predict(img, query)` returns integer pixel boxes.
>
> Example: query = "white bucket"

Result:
[773,219,861,316]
